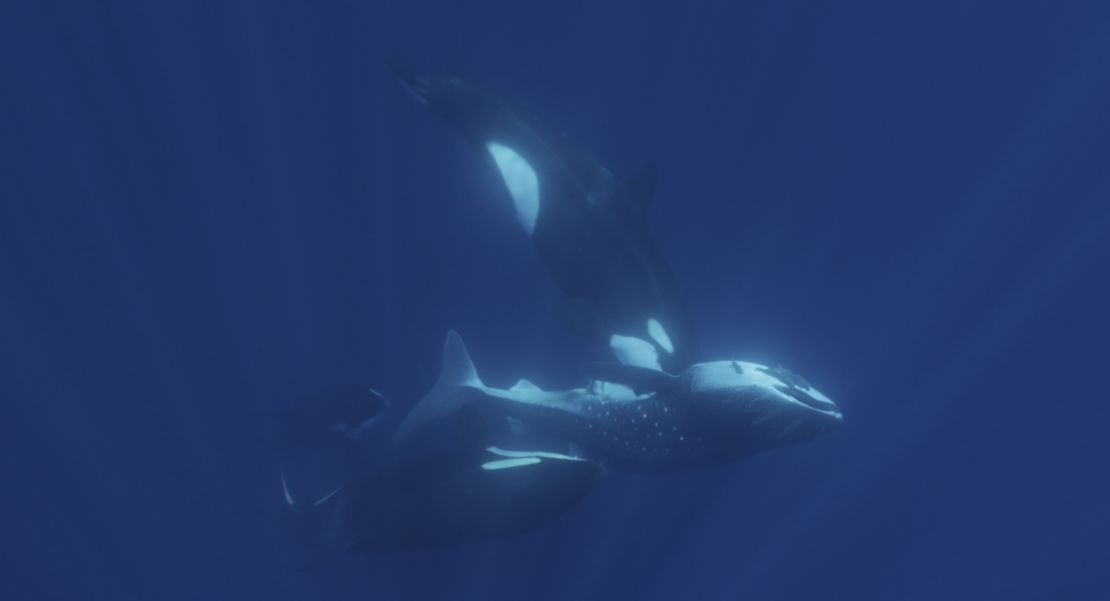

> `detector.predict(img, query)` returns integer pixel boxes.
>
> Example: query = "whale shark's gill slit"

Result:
[486,142,539,236]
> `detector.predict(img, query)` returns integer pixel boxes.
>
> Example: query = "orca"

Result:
[277,384,604,554]
[396,331,842,473]
[282,441,603,554]
[391,64,698,373]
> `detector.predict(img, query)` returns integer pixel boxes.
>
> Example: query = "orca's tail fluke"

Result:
[393,330,486,446]
[281,470,384,558]
[276,383,396,558]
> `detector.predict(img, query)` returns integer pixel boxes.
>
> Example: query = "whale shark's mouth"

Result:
[774,384,841,416]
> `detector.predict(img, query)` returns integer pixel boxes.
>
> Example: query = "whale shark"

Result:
[391,64,698,374]
[396,331,842,472]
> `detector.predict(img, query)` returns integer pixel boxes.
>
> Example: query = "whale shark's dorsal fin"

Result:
[441,329,483,389]
[393,330,486,446]
[590,363,678,395]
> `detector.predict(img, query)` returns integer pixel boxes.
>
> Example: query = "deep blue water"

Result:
[3,1,1109,599]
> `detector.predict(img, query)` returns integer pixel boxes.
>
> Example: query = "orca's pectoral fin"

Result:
[587,362,679,395]
[282,472,383,559]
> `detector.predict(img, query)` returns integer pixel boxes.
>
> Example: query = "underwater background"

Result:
[3,1,1109,599]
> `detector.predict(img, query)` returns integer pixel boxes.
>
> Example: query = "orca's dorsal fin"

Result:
[589,363,678,395]
[625,161,658,209]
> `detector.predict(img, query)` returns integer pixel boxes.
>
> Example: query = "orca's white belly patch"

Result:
[486,142,539,236]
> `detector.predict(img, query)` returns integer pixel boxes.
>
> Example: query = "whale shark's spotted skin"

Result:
[480,381,708,468]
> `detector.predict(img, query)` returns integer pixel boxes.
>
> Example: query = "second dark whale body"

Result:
[393,65,698,373]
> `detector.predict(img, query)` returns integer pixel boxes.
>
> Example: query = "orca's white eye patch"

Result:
[487,142,539,235]
[647,318,674,354]
[609,334,662,371]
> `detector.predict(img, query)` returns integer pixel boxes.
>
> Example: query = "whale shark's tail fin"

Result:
[393,330,486,447]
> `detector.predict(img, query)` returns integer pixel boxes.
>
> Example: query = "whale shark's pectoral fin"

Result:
[588,363,679,395]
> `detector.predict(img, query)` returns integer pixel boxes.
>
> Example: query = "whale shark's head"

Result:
[684,360,842,447]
